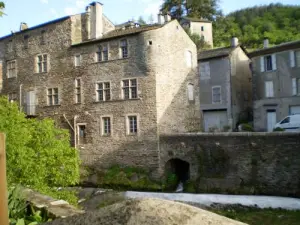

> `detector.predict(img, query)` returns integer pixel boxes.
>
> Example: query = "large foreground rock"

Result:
[44,198,247,225]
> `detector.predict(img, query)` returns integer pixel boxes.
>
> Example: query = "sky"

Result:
[0,0,299,37]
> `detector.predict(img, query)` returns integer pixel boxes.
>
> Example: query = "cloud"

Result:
[41,0,49,3]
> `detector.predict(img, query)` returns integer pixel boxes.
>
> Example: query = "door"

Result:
[203,110,228,132]
[290,106,300,115]
[267,111,277,132]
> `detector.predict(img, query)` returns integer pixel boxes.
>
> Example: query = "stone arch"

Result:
[165,158,190,183]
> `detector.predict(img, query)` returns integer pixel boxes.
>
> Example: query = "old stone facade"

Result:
[0,2,200,177]
[249,40,300,131]
[198,38,252,132]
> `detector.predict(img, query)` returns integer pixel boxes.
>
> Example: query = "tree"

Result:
[0,96,80,189]
[138,16,147,25]
[160,0,220,21]
[0,1,4,16]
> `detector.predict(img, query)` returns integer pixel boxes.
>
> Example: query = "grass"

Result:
[211,207,300,225]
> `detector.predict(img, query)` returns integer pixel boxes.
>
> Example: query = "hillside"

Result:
[213,3,300,49]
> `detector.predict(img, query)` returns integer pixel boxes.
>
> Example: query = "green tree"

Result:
[138,16,147,25]
[184,28,211,50]
[160,0,220,21]
[0,1,4,16]
[0,96,80,189]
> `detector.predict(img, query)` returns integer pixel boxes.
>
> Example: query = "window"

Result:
[280,117,290,124]
[96,45,108,62]
[187,83,194,101]
[292,78,300,96]
[200,62,210,80]
[260,54,276,72]
[41,30,46,45]
[37,54,48,73]
[296,51,300,67]
[212,86,221,104]
[96,82,111,101]
[7,40,13,52]
[75,79,81,103]
[122,79,137,99]
[24,35,29,49]
[102,117,111,136]
[265,81,274,98]
[77,124,86,145]
[185,50,192,68]
[201,26,204,31]
[47,88,59,105]
[7,60,16,78]
[128,115,138,135]
[74,55,81,67]
[8,93,17,102]
[120,39,128,58]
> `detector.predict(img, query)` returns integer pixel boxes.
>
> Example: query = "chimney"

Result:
[89,2,103,39]
[231,37,239,47]
[164,13,171,23]
[263,38,269,48]
[157,12,164,25]
[85,6,91,39]
[20,22,28,31]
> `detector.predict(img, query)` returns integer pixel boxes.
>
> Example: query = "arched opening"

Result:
[165,158,190,191]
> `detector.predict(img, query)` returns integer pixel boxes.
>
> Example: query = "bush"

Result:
[273,127,285,132]
[0,96,80,190]
[240,123,254,132]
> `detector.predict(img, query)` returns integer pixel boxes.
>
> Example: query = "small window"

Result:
[78,124,86,145]
[24,35,29,49]
[187,83,194,101]
[212,86,221,104]
[185,50,192,68]
[148,40,152,45]
[96,45,108,62]
[7,40,13,52]
[265,81,274,98]
[122,79,137,99]
[8,93,17,102]
[96,82,111,101]
[296,51,300,67]
[102,117,111,136]
[74,55,81,67]
[75,79,81,103]
[47,88,59,105]
[201,26,204,31]
[280,117,290,124]
[200,62,210,80]
[265,55,272,71]
[292,78,300,96]
[128,115,138,135]
[37,54,48,73]
[41,30,46,45]
[7,60,16,78]
[120,39,128,58]
[261,54,276,72]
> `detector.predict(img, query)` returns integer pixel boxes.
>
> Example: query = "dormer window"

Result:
[120,39,128,58]
[96,44,108,62]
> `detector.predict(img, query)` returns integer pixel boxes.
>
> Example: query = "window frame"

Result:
[77,123,87,145]
[101,115,112,136]
[265,81,274,98]
[36,54,49,73]
[126,114,139,136]
[212,86,221,104]
[7,60,17,78]
[122,78,138,100]
[47,87,59,106]
[96,44,109,62]
[75,78,82,104]
[96,81,111,102]
[120,39,128,59]
[74,54,82,67]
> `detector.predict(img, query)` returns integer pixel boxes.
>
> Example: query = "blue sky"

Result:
[0,0,299,37]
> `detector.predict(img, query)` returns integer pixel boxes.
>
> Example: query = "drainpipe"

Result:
[74,115,78,149]
[19,84,23,112]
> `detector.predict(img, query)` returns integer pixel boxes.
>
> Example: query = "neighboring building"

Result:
[180,17,213,48]
[249,39,300,132]
[0,2,200,177]
[0,60,2,91]
[198,38,252,132]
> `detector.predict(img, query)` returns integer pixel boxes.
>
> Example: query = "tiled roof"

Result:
[198,46,237,60]
[72,25,163,46]
[248,40,300,58]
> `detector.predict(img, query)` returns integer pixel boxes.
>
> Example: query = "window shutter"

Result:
[265,82,268,97]
[260,57,265,72]
[290,51,295,68]
[272,54,277,70]
[270,81,274,97]
[187,84,194,101]
[292,78,297,95]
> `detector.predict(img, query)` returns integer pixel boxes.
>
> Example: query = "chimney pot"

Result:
[20,22,28,31]
[263,38,269,48]
[231,37,239,47]
[157,12,164,25]
[164,13,171,23]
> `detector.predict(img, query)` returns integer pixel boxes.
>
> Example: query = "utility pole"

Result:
[0,133,8,225]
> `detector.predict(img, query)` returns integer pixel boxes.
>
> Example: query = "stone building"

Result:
[249,39,300,132]
[0,2,200,177]
[198,38,252,132]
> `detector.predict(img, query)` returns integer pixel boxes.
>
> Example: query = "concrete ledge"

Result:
[160,132,300,137]
[22,188,84,219]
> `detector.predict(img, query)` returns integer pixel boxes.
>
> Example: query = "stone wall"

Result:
[159,132,300,197]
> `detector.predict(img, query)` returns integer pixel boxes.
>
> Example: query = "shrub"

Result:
[0,96,80,190]
[273,127,285,132]
[240,123,254,132]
